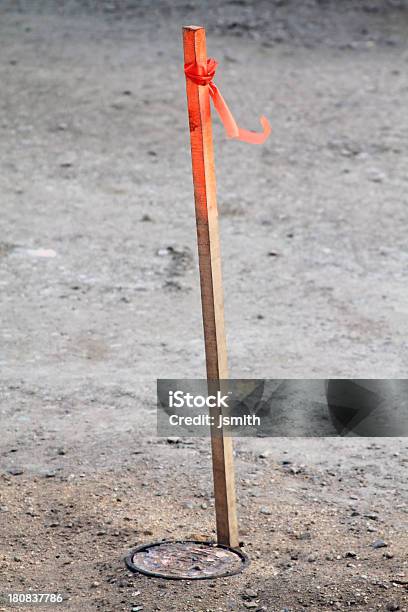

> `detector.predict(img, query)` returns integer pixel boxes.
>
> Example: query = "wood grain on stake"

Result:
[183,25,238,548]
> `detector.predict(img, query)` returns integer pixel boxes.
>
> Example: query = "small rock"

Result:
[182,500,195,510]
[386,604,400,611]
[259,506,272,515]
[367,168,386,183]
[91,581,100,588]
[297,532,311,541]
[248,490,261,497]
[383,551,394,559]
[243,589,258,599]
[258,451,270,459]
[141,214,153,222]
[345,551,357,558]
[14,556,22,562]
[7,467,24,476]
[166,437,180,444]
[59,156,75,168]
[243,603,257,610]
[372,539,387,549]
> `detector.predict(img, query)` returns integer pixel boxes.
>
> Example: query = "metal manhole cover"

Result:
[125,540,248,580]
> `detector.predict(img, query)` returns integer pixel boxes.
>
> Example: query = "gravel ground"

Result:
[0,1,407,611]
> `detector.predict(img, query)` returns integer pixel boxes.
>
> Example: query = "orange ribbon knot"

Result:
[184,58,271,145]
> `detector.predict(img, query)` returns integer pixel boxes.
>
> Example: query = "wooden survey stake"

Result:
[183,25,239,548]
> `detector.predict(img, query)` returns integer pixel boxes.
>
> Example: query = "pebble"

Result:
[259,451,270,459]
[7,467,24,476]
[367,168,386,183]
[243,589,258,598]
[386,604,400,611]
[383,551,394,559]
[259,506,272,515]
[297,532,311,541]
[243,603,257,609]
[364,513,378,521]
[91,581,100,588]
[345,551,357,558]
[372,539,387,549]
[182,500,195,510]
[248,490,261,497]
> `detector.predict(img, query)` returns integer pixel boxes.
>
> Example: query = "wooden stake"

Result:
[183,25,239,548]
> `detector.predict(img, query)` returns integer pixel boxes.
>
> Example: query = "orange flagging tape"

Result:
[184,58,271,145]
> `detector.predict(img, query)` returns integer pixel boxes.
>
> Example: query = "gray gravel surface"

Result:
[0,2,407,610]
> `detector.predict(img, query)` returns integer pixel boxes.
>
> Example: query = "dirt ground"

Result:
[0,1,407,611]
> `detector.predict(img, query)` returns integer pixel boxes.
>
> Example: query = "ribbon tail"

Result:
[237,116,272,145]
[209,83,240,139]
[210,83,271,144]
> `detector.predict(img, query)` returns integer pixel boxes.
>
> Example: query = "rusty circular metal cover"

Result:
[125,540,248,580]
